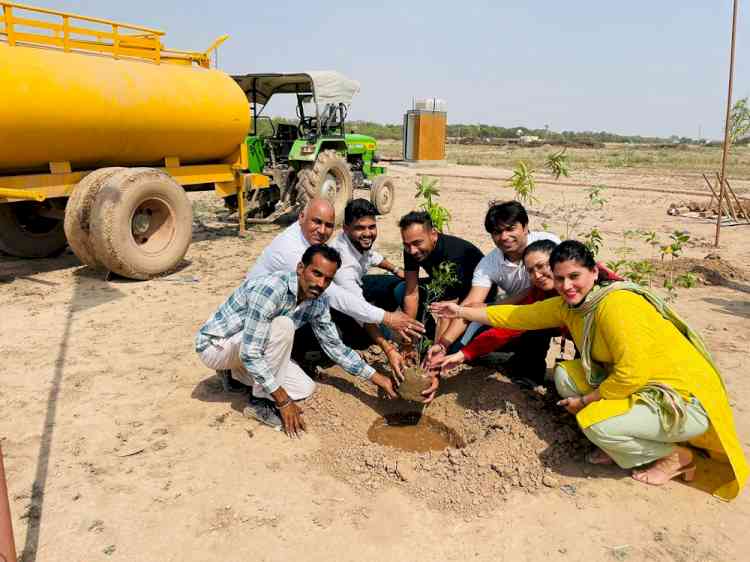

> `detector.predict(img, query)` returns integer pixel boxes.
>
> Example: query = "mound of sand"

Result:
[304,358,586,516]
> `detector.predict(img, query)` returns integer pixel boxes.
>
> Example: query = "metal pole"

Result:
[0,445,17,562]
[715,0,739,247]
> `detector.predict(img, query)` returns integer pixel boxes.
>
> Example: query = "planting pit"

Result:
[367,412,464,453]
[304,348,588,516]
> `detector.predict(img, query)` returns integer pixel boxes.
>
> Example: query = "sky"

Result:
[26,1,750,139]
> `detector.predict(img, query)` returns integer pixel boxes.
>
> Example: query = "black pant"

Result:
[290,309,374,365]
[502,329,555,384]
[362,274,437,337]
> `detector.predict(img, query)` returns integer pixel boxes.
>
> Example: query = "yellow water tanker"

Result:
[0,43,250,174]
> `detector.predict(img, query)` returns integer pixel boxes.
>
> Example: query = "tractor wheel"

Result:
[370,176,395,215]
[296,149,353,225]
[0,201,67,258]
[64,167,125,268]
[89,168,193,280]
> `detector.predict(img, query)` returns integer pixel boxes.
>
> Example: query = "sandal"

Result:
[586,448,614,465]
[632,448,696,486]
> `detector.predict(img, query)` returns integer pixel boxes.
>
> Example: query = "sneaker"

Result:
[218,370,250,394]
[243,397,283,431]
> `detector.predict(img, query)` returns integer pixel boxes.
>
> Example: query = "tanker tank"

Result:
[0,43,251,174]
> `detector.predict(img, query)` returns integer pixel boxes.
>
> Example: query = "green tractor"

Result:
[231,71,395,223]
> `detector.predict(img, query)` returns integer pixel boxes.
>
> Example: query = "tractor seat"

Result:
[275,123,298,141]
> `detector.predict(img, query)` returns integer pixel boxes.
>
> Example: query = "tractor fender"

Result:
[289,139,347,163]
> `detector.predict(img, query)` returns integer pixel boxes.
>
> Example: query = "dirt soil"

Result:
[2,162,750,562]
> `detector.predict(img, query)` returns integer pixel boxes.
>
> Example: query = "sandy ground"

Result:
[2,162,750,562]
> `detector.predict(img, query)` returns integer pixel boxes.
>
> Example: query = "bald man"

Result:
[246,198,336,281]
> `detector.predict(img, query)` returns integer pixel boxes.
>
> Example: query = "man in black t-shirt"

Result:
[399,210,484,319]
[362,211,487,343]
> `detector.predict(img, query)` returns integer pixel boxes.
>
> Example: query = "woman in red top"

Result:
[437,239,620,372]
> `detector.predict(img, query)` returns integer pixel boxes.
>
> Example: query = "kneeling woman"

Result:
[431,240,747,498]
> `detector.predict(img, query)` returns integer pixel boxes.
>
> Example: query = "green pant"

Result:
[554,365,710,469]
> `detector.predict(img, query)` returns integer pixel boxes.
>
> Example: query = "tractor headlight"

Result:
[301,145,315,155]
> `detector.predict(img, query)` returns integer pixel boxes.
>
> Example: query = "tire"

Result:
[370,176,395,215]
[89,168,192,280]
[64,167,125,268]
[296,149,353,225]
[0,201,67,258]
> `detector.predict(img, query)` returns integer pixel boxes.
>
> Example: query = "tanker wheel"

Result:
[64,167,125,268]
[89,168,193,280]
[296,149,353,226]
[370,176,395,215]
[0,201,67,258]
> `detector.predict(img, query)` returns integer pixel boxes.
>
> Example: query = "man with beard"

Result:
[328,199,423,379]
[196,244,397,437]
[425,201,560,384]
[245,197,420,340]
[397,211,486,342]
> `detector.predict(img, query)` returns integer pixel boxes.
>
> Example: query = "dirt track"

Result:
[2,162,750,561]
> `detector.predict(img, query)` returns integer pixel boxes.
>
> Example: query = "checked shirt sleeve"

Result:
[238,281,286,394]
[310,302,375,380]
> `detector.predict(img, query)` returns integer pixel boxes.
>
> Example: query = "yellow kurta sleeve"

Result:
[486,297,566,331]
[594,292,655,400]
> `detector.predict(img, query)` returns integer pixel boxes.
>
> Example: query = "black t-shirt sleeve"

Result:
[447,241,484,301]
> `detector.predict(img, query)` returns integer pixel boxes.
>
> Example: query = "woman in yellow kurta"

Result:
[431,240,747,499]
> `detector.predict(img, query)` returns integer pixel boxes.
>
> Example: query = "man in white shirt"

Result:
[426,201,560,382]
[329,199,419,378]
[246,197,420,334]
[245,198,335,281]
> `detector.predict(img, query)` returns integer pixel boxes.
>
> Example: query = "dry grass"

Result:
[378,140,750,179]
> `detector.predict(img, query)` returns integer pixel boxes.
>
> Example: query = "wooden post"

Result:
[0,445,17,562]
[715,0,739,247]
[716,173,738,220]
[725,179,750,222]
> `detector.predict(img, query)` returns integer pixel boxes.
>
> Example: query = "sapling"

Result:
[414,261,459,361]
[398,261,458,402]
[545,148,570,180]
[582,228,603,256]
[660,230,690,289]
[508,161,537,205]
[586,185,607,209]
[415,176,451,232]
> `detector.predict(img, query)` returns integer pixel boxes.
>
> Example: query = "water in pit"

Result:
[367,412,463,453]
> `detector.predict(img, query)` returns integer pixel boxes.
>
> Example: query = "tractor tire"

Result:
[370,176,395,215]
[0,201,67,258]
[89,168,193,280]
[296,149,353,225]
[64,167,125,268]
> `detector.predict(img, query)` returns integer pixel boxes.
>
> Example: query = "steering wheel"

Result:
[298,116,317,137]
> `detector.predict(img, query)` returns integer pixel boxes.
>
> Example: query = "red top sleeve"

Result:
[461,289,541,361]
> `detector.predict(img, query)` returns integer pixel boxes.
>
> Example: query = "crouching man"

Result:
[195,244,397,437]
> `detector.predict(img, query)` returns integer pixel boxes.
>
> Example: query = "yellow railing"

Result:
[0,1,211,67]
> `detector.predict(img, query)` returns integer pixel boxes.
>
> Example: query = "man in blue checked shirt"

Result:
[196,244,398,437]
